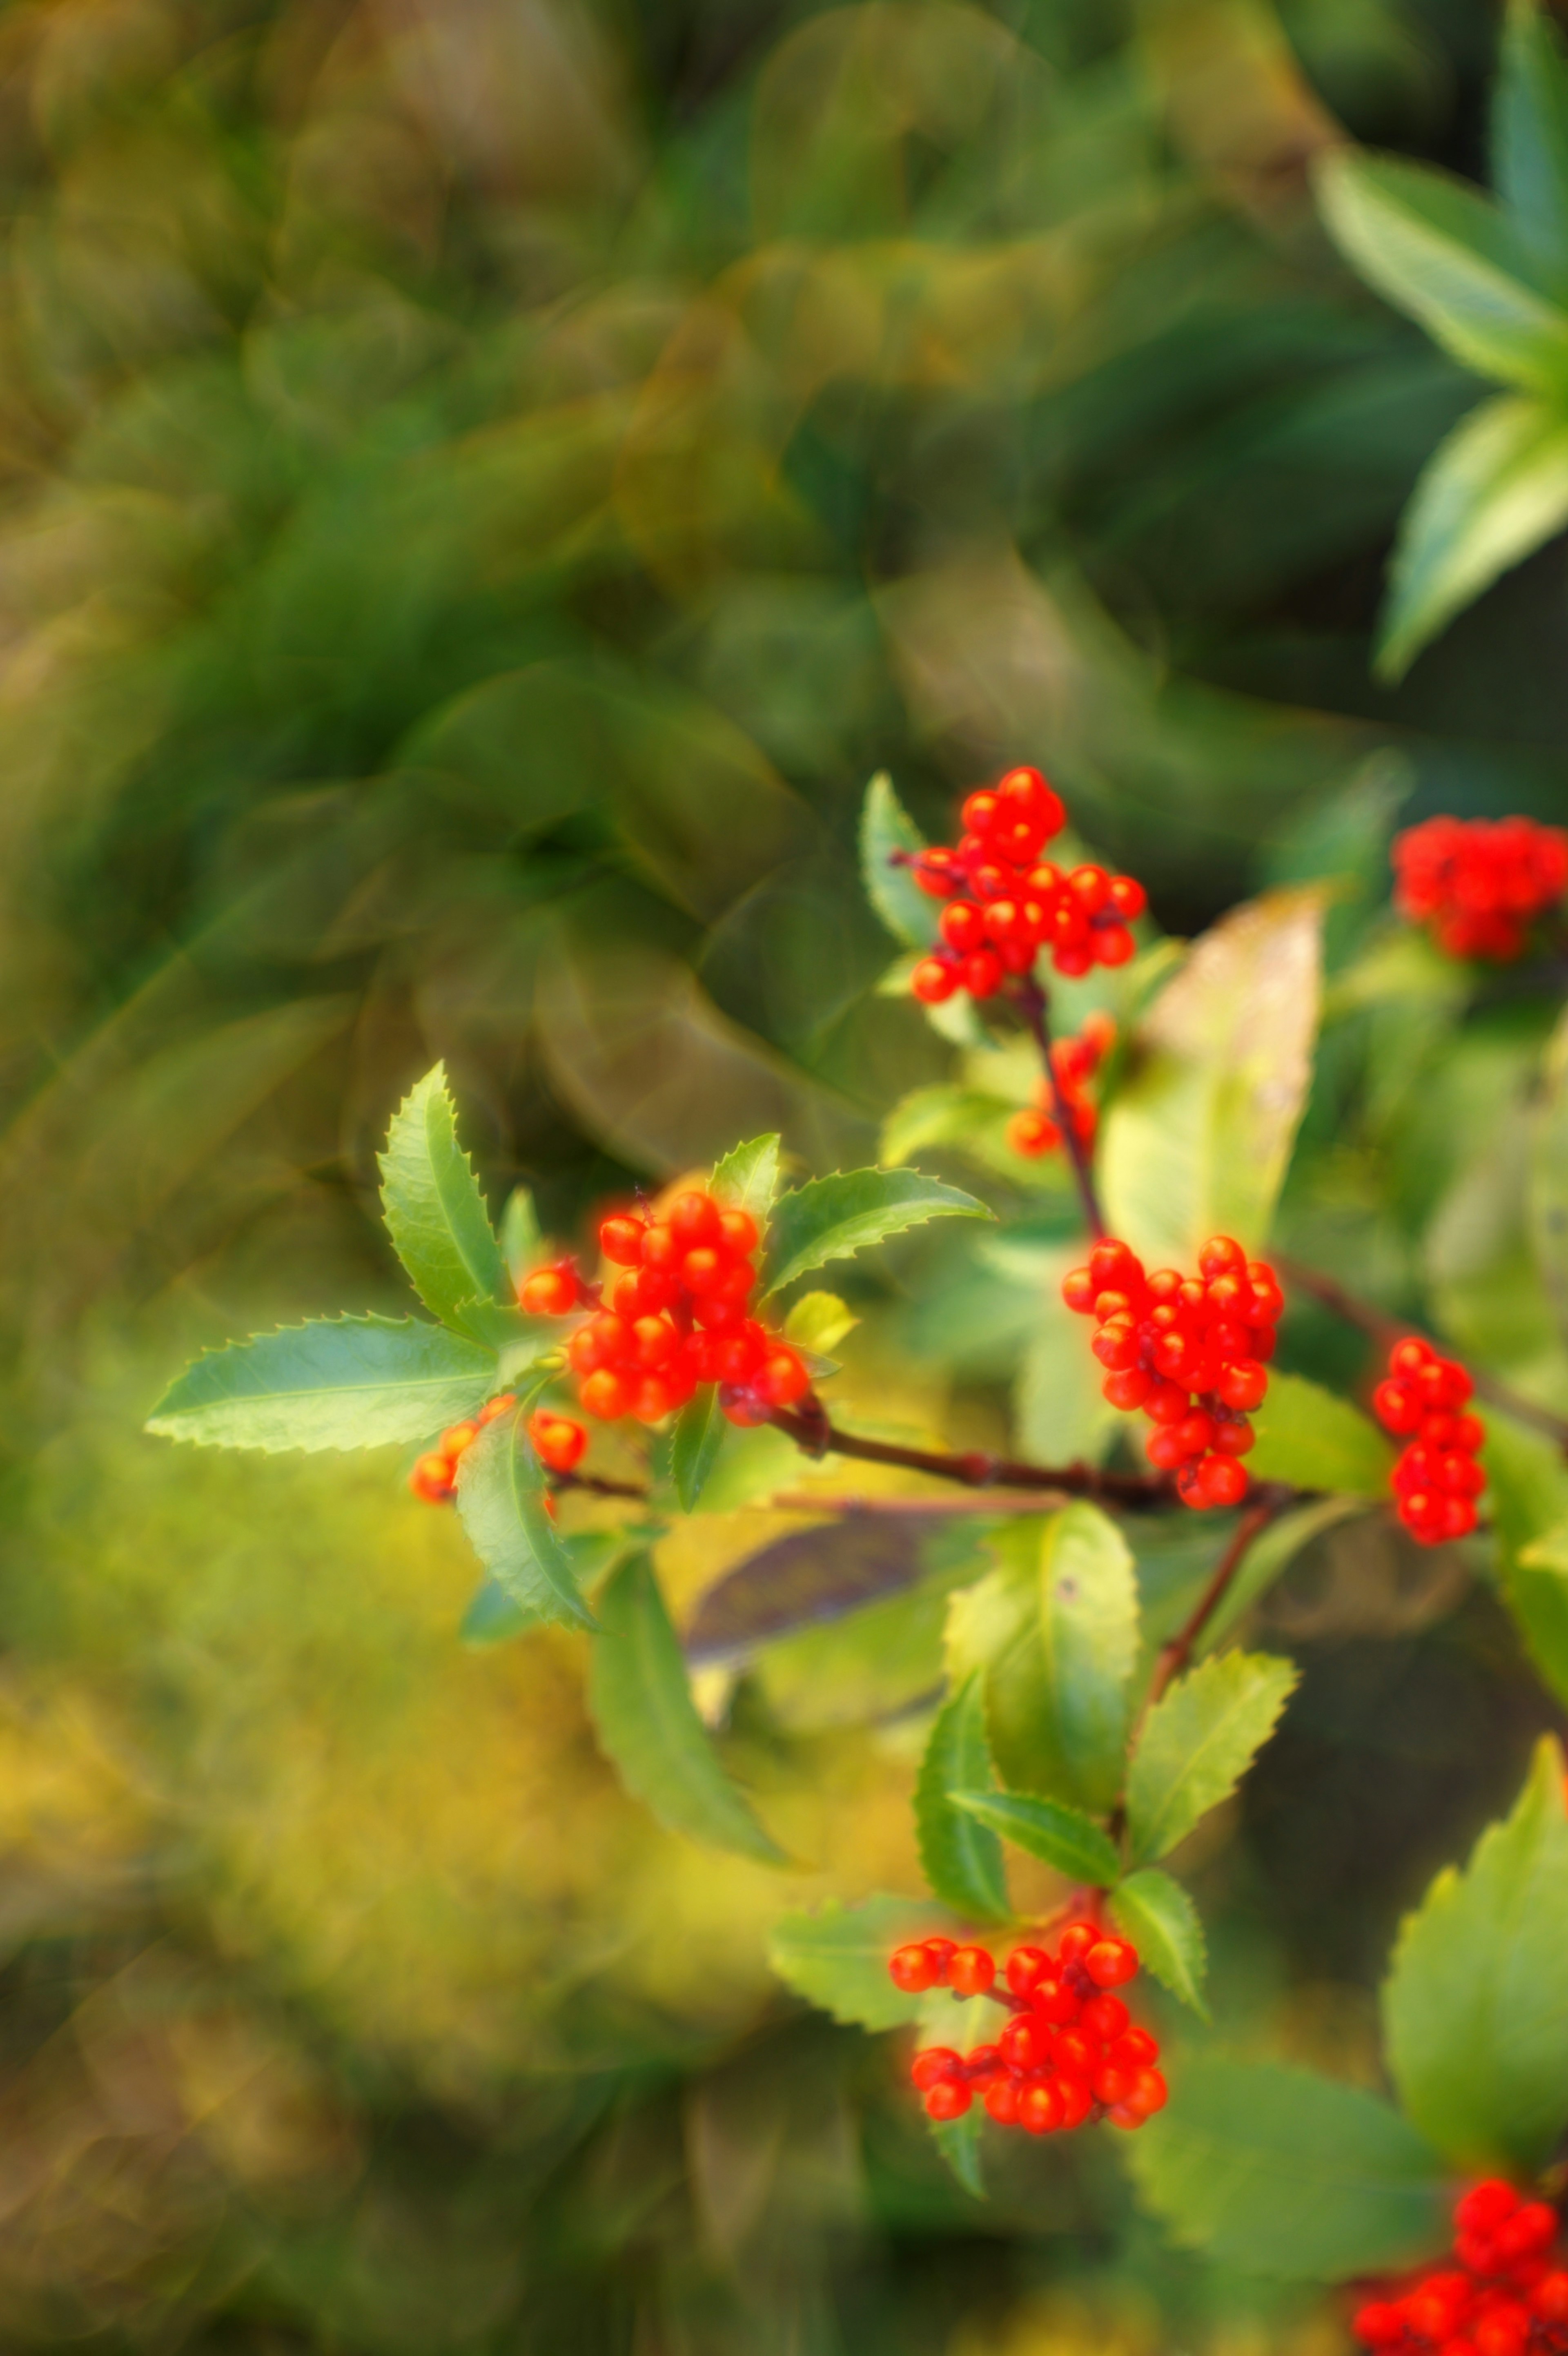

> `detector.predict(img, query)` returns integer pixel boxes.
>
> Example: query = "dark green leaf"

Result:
[929,2109,985,2199]
[670,1389,726,1511]
[915,1676,1011,1923]
[1383,1736,1568,2171]
[1374,393,1568,680]
[1128,2055,1448,2280]
[946,1505,1138,1814]
[949,1790,1121,1888]
[711,1133,782,1218]
[1245,1373,1395,1496]
[763,1167,989,1297]
[145,1315,496,1452]
[588,1553,787,1863]
[1315,150,1568,391]
[379,1063,511,1332]
[769,1896,950,2031]
[1495,0,1568,269]
[1126,1651,1298,1866]
[860,772,939,950]
[1110,1869,1208,2017]
[455,1412,597,1633]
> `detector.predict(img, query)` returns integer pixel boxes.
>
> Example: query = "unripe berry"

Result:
[947,1945,995,1997]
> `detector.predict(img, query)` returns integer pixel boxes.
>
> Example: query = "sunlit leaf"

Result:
[1125,1651,1298,1866]
[499,1188,544,1290]
[782,1291,859,1356]
[769,1896,950,2030]
[1480,1414,1568,1708]
[588,1553,787,1863]
[763,1167,989,1296]
[711,1133,783,1218]
[1527,1002,1568,1351]
[949,1790,1120,1888]
[1245,1373,1395,1496]
[145,1316,497,1452]
[1383,1736,1568,2171]
[860,772,939,950]
[455,1412,597,1633]
[915,1675,1010,1923]
[1110,1869,1208,2017]
[379,1063,511,1333]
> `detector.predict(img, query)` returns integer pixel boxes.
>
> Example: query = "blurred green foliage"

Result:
[2,0,1568,2349]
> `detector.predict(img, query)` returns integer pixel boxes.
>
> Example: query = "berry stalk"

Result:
[1013,974,1107,1239]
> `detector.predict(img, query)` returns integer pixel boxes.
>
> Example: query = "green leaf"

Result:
[499,1187,544,1289]
[915,1676,1011,1923]
[949,1790,1121,1888]
[588,1552,787,1864]
[782,1291,859,1356]
[929,2108,986,2199]
[455,1413,598,1633]
[1111,1869,1208,2017]
[1495,0,1568,271]
[145,1315,497,1451]
[763,1167,989,1297]
[1314,149,1568,392]
[860,772,939,950]
[1245,1373,1396,1496]
[670,1389,726,1511]
[1125,1651,1298,1866]
[1197,1498,1372,1657]
[1374,393,1568,680]
[1480,1415,1568,1707]
[880,1086,1014,1170]
[1101,889,1325,1266]
[946,1505,1138,1814]
[1128,2055,1448,2280]
[1383,1735,1568,2171]
[711,1133,782,1218]
[459,1576,539,1647]
[769,1896,950,2031]
[1528,1001,1568,1352]
[379,1063,511,1333]
[1516,1523,1568,1704]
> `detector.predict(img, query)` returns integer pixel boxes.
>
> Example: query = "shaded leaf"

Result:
[947,1505,1138,1813]
[379,1064,511,1332]
[1128,2055,1448,2280]
[686,1516,924,1665]
[1480,1415,1568,1709]
[769,1896,949,2031]
[1383,1735,1568,2170]
[1198,1497,1372,1656]
[764,1167,989,1296]
[860,772,939,950]
[1494,0,1568,270]
[949,1790,1121,1888]
[1315,149,1568,392]
[670,1391,727,1511]
[1101,890,1325,1266]
[1126,1651,1298,1866]
[455,1413,597,1633]
[711,1133,782,1218]
[588,1553,787,1863]
[1111,1870,1208,2017]
[145,1315,496,1452]
[929,2107,986,2199]
[915,1676,1010,1923]
[1375,393,1568,680]
[1245,1373,1395,1496]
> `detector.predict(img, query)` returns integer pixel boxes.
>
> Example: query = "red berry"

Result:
[910,2046,960,2090]
[1018,2080,1063,2135]
[1082,1994,1129,2041]
[599,1214,646,1265]
[1103,1366,1152,1410]
[947,1945,995,1997]
[409,1451,456,1504]
[1197,1455,1250,1508]
[1085,1938,1138,1988]
[1218,1359,1267,1412]
[757,1350,810,1407]
[999,2015,1049,2072]
[962,949,1003,998]
[889,1944,937,1993]
[716,1207,759,1259]
[924,2080,972,2120]
[520,1265,577,1316]
[579,1368,631,1420]
[940,900,986,954]
[1004,1945,1049,1996]
[527,1411,588,1473]
[983,2077,1020,2124]
[912,956,957,1004]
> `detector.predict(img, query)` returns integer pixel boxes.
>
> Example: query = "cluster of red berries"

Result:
[888,1926,1167,2135]
[901,767,1147,1005]
[1007,1013,1116,1159]
[519,1189,810,1429]
[1354,2180,1568,2355]
[1062,1235,1282,1510]
[409,1390,518,1503]
[1372,1337,1484,1545]
[1393,815,1568,962]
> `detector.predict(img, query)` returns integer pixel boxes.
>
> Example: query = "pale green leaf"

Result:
[1314,149,1568,391]
[145,1315,496,1452]
[949,1790,1121,1888]
[1126,1651,1298,1866]
[455,1412,597,1633]
[588,1553,787,1864]
[1495,0,1568,270]
[460,1534,632,1648]
[1245,1373,1395,1496]
[860,772,939,949]
[1128,2055,1448,2280]
[711,1133,782,1218]
[880,1087,1014,1169]
[1375,393,1568,680]
[1101,890,1325,1266]
[769,1896,950,2031]
[1383,1735,1568,2171]
[915,1676,1011,1923]
[763,1167,989,1297]
[1480,1415,1568,1709]
[783,1291,860,1356]
[1111,1869,1208,2017]
[1527,1001,1568,1351]
[499,1186,544,1289]
[946,1505,1138,1814]
[379,1063,511,1332]
[670,1389,726,1512]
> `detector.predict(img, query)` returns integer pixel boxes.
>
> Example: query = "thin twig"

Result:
[1143,1497,1283,1717]
[555,1467,649,1500]
[768,1396,1172,1509]
[1277,1254,1568,1451]
[1012,974,1106,1239]
[765,1489,1093,1517]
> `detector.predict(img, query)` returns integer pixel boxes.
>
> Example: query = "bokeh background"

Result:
[1,0,1566,2348]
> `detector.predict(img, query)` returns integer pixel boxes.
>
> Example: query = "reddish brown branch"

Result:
[1013,975,1107,1240]
[1144,1497,1281,1716]
[767,1397,1173,1509]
